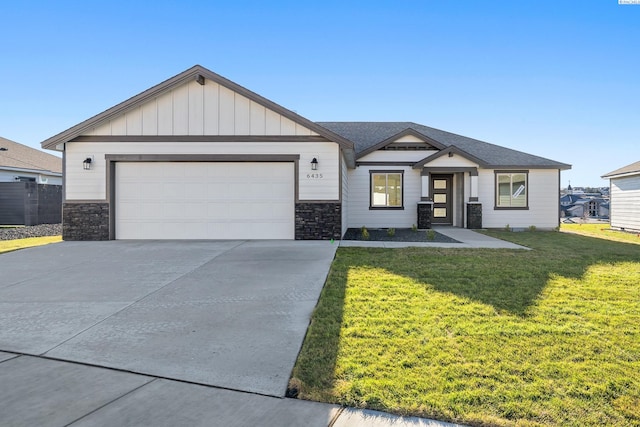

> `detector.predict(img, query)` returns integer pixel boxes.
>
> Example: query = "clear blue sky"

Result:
[1,0,638,187]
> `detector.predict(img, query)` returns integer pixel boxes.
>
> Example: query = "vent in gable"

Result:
[382,142,439,151]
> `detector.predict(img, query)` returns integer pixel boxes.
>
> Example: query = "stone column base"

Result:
[466,203,482,229]
[417,202,433,229]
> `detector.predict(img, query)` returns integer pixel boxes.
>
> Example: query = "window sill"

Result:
[494,206,529,210]
[369,206,405,210]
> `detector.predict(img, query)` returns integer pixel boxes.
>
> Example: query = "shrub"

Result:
[361,226,370,240]
[387,228,396,237]
[425,229,436,241]
[411,224,418,232]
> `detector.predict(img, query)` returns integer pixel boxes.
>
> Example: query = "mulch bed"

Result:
[343,228,460,243]
[0,224,62,240]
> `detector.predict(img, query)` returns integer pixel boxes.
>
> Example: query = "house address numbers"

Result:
[306,173,324,179]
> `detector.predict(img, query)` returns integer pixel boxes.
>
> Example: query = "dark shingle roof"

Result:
[0,136,62,174]
[316,122,571,169]
[602,161,640,178]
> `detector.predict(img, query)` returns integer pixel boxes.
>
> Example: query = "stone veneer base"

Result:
[466,203,482,229]
[295,202,342,240]
[63,202,109,241]
[417,203,433,229]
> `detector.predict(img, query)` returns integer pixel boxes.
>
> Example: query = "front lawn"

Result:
[291,231,640,426]
[561,223,640,245]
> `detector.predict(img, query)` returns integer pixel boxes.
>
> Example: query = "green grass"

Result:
[561,223,640,245]
[0,235,62,254]
[291,231,640,426]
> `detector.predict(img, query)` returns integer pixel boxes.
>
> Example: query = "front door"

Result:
[431,175,453,225]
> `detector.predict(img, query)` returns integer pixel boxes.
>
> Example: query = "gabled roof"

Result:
[41,65,354,151]
[317,122,571,169]
[602,160,640,179]
[0,136,62,174]
[355,128,446,159]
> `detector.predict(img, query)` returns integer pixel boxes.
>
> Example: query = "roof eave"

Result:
[0,165,62,176]
[486,163,572,170]
[602,170,640,179]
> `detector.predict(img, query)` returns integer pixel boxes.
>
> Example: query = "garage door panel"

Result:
[116,162,294,239]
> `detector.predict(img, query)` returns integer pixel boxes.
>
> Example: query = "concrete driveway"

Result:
[0,240,338,397]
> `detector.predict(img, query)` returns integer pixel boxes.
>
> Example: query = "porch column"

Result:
[469,171,478,202]
[421,173,430,200]
[466,169,482,229]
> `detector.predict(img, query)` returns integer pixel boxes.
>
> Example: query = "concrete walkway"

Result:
[340,227,529,249]
[0,352,462,426]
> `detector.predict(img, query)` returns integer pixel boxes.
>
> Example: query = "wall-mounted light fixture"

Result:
[83,157,93,170]
[310,157,318,170]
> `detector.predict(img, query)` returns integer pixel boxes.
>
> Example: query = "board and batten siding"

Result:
[477,169,560,229]
[347,166,420,228]
[65,141,339,201]
[610,174,640,232]
[85,79,319,138]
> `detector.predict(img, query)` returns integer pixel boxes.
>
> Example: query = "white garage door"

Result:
[115,162,295,239]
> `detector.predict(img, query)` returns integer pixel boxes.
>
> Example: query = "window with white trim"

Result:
[370,171,403,208]
[496,171,528,208]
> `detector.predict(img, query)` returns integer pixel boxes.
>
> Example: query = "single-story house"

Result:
[1,136,62,184]
[41,65,571,240]
[602,161,640,232]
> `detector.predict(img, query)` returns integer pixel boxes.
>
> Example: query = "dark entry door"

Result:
[431,175,453,225]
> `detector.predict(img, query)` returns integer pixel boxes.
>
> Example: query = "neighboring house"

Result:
[40,65,571,241]
[602,161,640,232]
[565,198,609,219]
[560,194,584,207]
[0,136,62,184]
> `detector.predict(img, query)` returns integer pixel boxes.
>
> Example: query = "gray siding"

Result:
[610,174,640,232]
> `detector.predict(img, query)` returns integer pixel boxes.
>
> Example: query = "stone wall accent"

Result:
[417,202,433,229]
[63,202,109,241]
[467,203,482,229]
[295,202,342,240]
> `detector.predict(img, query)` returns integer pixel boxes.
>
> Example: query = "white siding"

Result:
[347,165,421,228]
[426,155,479,168]
[65,141,339,201]
[478,169,560,229]
[395,135,425,143]
[341,153,349,237]
[610,174,640,232]
[86,79,317,137]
